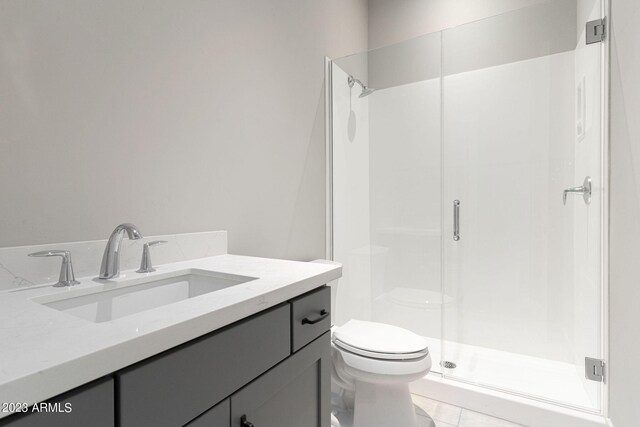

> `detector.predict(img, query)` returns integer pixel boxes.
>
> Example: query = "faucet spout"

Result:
[99,223,143,279]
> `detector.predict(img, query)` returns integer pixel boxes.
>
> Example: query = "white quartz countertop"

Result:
[0,254,341,416]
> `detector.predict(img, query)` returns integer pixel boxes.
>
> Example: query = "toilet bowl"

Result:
[331,320,432,427]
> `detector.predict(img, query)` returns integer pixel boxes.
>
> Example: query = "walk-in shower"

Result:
[327,0,608,421]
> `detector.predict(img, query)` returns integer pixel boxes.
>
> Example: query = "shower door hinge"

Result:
[585,357,606,382]
[586,18,606,45]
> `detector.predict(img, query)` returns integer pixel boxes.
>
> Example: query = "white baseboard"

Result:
[411,374,607,427]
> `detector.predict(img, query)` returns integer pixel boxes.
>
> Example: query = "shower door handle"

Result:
[453,200,460,241]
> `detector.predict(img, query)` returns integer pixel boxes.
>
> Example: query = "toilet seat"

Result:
[334,340,428,360]
[333,320,429,361]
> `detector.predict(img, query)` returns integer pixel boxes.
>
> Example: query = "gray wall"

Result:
[0,0,368,260]
[367,0,546,49]
[609,0,640,425]
[368,0,577,91]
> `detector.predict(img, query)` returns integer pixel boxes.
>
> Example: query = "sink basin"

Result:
[36,270,257,323]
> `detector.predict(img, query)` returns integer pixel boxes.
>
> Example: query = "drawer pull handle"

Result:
[302,309,329,325]
[241,415,255,427]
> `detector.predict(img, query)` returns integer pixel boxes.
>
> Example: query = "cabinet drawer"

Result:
[291,286,331,352]
[0,377,114,427]
[117,304,290,427]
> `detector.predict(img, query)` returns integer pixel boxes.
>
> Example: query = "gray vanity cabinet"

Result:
[231,331,331,427]
[0,286,331,427]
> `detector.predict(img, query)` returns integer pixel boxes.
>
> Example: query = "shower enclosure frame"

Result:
[599,0,610,421]
[324,0,611,423]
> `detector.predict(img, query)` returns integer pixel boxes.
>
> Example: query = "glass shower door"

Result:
[441,0,604,411]
[331,31,445,372]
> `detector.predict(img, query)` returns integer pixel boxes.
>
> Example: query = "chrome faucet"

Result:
[99,223,143,279]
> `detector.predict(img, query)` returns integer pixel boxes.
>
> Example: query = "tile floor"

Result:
[412,394,526,427]
[333,393,526,427]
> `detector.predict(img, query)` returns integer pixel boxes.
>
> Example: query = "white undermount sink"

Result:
[34,269,257,323]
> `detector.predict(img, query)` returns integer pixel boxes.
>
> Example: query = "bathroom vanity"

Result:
[0,249,339,427]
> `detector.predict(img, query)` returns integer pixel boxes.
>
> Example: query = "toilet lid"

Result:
[333,320,429,360]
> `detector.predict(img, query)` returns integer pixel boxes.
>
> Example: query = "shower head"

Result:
[359,87,375,98]
[348,75,375,98]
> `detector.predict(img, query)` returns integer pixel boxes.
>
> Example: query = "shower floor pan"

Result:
[414,336,605,427]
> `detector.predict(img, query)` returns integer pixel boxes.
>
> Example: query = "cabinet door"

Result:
[231,332,330,427]
[0,377,114,427]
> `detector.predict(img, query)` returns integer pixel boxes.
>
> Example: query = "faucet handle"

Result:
[28,250,80,287]
[563,176,592,205]
[136,241,168,274]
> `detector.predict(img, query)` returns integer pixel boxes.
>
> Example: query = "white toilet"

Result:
[331,319,432,427]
